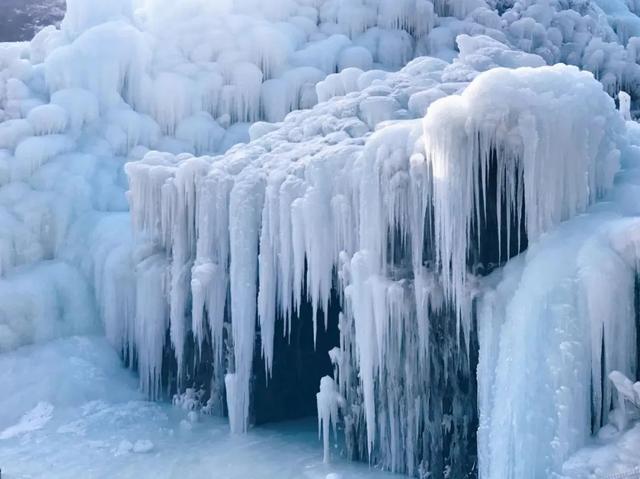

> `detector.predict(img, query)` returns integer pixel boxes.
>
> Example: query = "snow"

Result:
[564,425,640,479]
[562,371,640,478]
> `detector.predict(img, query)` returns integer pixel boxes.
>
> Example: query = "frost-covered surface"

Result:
[0,336,395,479]
[3,0,640,478]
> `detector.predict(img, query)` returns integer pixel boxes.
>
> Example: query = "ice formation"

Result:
[123,56,629,478]
[317,376,344,463]
[3,0,640,478]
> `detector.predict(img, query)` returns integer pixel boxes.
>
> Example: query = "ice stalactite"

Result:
[620,90,632,120]
[134,252,170,399]
[424,65,623,316]
[226,168,265,433]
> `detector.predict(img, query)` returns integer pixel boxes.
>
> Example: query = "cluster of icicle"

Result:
[125,51,625,475]
[0,0,449,353]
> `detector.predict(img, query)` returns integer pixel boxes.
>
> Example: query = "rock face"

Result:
[0,0,65,42]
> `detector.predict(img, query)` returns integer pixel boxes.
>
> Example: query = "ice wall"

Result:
[476,102,640,479]
[477,134,640,477]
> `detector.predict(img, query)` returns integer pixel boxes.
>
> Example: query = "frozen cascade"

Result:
[3,0,640,478]
[124,46,628,479]
[477,209,640,477]
[123,45,491,474]
[0,0,446,369]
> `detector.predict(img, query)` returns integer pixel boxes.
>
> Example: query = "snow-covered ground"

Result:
[0,336,395,479]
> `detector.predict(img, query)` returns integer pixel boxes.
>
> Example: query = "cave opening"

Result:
[252,290,342,425]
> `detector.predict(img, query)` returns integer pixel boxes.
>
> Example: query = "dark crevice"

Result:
[469,147,528,275]
[252,291,341,425]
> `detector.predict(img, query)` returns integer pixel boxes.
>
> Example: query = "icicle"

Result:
[619,90,632,120]
[423,65,623,317]
[194,169,234,374]
[134,252,169,399]
[257,174,283,375]
[346,251,378,455]
[227,168,265,433]
[317,376,344,463]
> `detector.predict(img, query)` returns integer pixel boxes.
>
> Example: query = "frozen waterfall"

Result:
[2,0,640,478]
